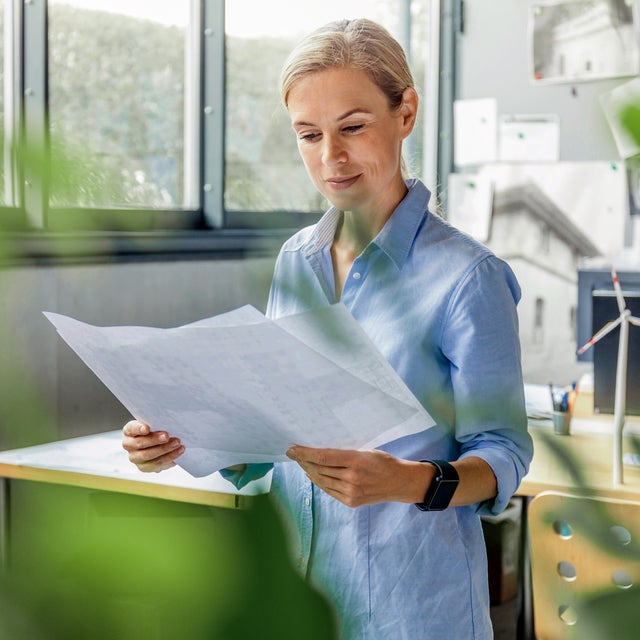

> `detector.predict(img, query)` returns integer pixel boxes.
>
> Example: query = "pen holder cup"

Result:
[552,411,571,436]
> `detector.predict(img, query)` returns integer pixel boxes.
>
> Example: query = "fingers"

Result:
[287,446,359,485]
[285,446,409,507]
[286,445,350,468]
[122,419,151,437]
[287,446,351,486]
[134,447,184,473]
[121,419,184,473]
[286,446,362,504]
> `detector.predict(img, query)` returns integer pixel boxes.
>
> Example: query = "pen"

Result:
[548,383,554,410]
[567,382,578,413]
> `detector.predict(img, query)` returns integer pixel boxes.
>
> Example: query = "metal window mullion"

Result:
[4,1,22,206]
[435,0,460,215]
[201,0,224,228]
[22,0,48,229]
[183,0,202,210]
[422,0,440,196]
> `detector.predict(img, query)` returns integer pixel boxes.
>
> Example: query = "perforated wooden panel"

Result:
[529,491,640,639]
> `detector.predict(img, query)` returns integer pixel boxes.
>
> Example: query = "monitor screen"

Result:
[577,266,640,362]
[591,290,640,416]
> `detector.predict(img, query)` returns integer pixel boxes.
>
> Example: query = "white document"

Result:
[498,115,560,162]
[476,161,628,258]
[447,173,494,242]
[524,383,553,420]
[453,98,498,167]
[44,304,434,477]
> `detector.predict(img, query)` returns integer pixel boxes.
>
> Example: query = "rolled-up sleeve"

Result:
[219,463,273,490]
[442,255,533,515]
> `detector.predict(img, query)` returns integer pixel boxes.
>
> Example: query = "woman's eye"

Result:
[299,132,320,142]
[343,124,364,133]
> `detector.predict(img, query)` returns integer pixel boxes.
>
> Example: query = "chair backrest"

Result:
[528,491,640,640]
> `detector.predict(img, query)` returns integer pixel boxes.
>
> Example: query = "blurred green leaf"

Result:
[0,487,336,640]
[572,587,640,640]
[620,104,640,147]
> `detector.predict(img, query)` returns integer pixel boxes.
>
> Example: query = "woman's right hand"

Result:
[122,420,185,473]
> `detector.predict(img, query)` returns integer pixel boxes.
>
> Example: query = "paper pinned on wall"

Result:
[498,114,560,162]
[453,98,498,167]
[475,161,628,258]
[447,173,494,242]
[600,77,640,159]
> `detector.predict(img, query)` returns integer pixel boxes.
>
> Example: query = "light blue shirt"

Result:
[225,179,532,639]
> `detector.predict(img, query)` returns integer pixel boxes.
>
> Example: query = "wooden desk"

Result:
[520,419,640,500]
[0,430,271,567]
[3,421,638,636]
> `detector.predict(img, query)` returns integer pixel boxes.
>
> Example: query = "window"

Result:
[539,225,551,254]
[533,296,545,345]
[0,2,6,206]
[569,304,576,341]
[225,0,430,216]
[48,0,194,210]
[2,0,434,245]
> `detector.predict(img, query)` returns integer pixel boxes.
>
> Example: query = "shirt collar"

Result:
[373,178,431,269]
[302,178,431,268]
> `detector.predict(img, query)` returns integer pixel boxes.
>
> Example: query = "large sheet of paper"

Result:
[44,304,434,477]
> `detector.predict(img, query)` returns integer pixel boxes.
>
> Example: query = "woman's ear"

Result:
[399,87,419,138]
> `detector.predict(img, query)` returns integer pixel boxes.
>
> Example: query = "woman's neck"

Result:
[333,211,377,258]
[333,179,409,256]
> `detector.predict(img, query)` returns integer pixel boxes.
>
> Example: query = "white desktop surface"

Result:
[0,430,271,508]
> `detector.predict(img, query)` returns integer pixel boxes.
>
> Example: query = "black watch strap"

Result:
[415,459,459,511]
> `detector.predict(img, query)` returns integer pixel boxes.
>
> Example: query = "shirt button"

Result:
[305,497,311,507]
[352,272,361,280]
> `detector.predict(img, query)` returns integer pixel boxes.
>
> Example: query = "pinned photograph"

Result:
[529,0,639,84]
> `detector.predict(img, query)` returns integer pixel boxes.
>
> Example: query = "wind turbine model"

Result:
[577,265,640,485]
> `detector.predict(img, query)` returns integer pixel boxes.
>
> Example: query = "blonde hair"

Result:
[280,18,415,110]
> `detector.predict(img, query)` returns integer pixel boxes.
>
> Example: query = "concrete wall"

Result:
[0,257,275,449]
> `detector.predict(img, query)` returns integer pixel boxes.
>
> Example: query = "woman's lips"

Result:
[326,174,361,190]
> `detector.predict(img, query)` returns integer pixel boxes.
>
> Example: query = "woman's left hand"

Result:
[286,445,432,508]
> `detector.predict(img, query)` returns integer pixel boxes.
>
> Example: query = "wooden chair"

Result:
[528,491,640,639]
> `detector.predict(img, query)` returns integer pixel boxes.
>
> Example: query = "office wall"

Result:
[457,0,624,161]
[0,257,275,450]
[453,0,638,385]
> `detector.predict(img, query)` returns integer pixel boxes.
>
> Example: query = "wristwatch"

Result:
[415,460,459,511]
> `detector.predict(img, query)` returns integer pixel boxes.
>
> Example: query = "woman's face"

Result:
[286,67,416,218]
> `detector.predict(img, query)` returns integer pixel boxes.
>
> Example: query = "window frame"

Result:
[1,0,439,263]
[0,0,313,262]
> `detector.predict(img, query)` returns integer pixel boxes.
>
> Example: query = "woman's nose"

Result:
[322,136,347,166]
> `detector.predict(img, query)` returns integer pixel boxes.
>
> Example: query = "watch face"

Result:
[415,460,459,511]
[428,478,459,510]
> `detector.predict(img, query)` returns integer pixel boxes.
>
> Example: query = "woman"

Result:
[123,19,532,639]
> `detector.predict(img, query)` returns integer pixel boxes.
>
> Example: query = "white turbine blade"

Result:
[610,265,626,314]
[577,317,623,355]
[629,315,640,327]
